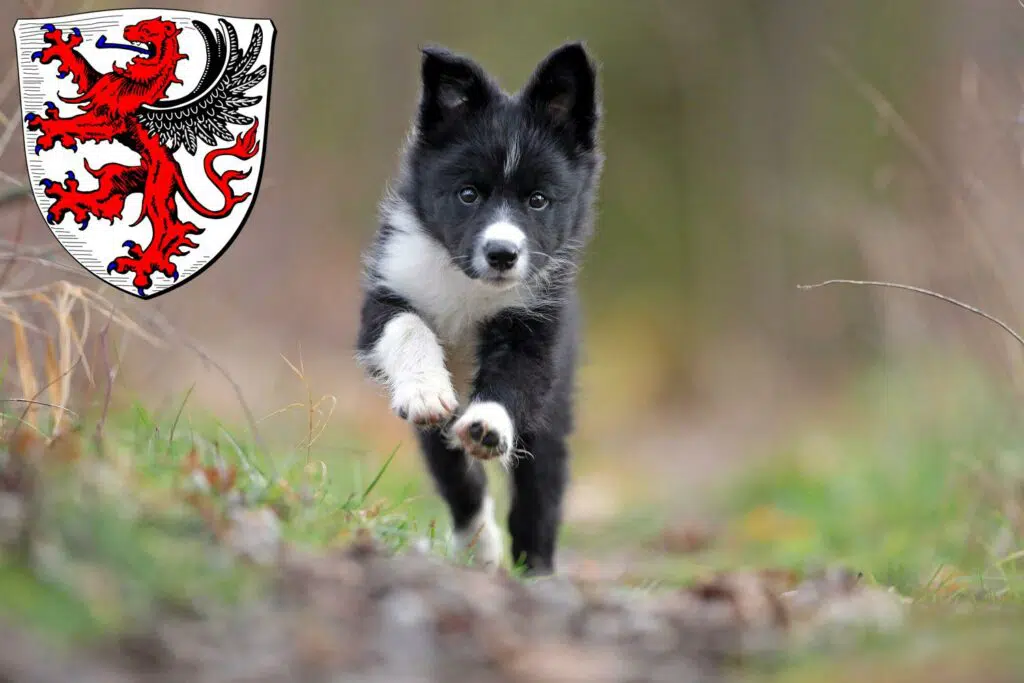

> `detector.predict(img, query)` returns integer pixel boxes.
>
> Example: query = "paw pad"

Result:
[451,404,513,463]
[467,422,501,449]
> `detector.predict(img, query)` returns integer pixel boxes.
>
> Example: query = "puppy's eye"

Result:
[527,192,549,210]
[458,186,479,205]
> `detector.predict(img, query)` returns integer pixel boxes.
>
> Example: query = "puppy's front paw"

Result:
[450,402,514,464]
[391,376,458,427]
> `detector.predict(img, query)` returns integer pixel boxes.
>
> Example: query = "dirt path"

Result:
[0,524,913,683]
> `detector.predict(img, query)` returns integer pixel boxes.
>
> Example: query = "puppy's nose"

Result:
[483,240,520,272]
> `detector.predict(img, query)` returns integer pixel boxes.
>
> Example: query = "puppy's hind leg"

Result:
[418,429,504,570]
[507,431,569,577]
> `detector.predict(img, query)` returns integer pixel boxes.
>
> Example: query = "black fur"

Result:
[356,42,603,575]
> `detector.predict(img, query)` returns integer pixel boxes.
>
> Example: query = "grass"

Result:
[745,612,1024,683]
[589,359,1024,612]
[3,278,1024,679]
[0,396,442,643]
[0,283,515,648]
[713,359,1024,601]
[0,289,447,642]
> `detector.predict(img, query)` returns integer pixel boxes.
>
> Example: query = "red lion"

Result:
[24,17,267,296]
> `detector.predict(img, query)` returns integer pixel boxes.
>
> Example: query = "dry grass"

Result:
[260,347,338,464]
[0,280,161,436]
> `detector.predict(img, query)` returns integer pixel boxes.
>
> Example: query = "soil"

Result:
[0,527,910,683]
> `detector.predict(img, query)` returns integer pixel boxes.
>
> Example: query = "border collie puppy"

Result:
[355,42,603,576]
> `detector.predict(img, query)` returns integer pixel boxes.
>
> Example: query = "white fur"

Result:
[451,400,516,467]
[369,312,457,423]
[373,202,530,345]
[504,136,521,179]
[453,495,503,570]
[481,221,527,248]
[474,220,530,281]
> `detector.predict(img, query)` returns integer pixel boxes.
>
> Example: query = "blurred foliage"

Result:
[287,0,962,387]
[4,0,1024,431]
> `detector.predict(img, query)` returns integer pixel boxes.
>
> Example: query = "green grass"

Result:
[744,611,1024,683]
[713,361,1024,600]
[4,355,1024,681]
[554,358,1024,609]
[110,397,447,547]
[0,395,456,643]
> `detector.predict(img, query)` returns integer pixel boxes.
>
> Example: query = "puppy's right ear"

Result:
[418,46,494,142]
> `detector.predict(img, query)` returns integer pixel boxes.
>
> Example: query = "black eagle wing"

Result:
[138,20,267,156]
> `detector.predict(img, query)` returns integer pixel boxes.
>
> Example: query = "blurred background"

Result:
[4,0,1024,543]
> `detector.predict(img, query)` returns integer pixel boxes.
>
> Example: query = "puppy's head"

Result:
[406,42,602,289]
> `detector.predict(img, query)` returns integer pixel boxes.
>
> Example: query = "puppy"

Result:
[355,41,603,576]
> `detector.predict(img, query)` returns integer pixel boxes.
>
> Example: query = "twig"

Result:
[1,398,79,418]
[822,49,943,178]
[822,48,1020,322]
[0,114,24,167]
[0,240,62,259]
[0,197,31,293]
[11,355,83,435]
[0,251,93,280]
[92,304,117,450]
[0,185,30,207]
[167,384,195,452]
[797,279,1024,351]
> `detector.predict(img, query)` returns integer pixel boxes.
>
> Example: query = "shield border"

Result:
[13,9,278,301]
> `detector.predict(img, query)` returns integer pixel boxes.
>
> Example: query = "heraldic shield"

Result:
[14,9,276,299]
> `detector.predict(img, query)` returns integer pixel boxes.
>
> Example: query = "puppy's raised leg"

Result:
[357,294,457,426]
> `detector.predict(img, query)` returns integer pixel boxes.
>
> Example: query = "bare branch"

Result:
[822,49,944,179]
[12,355,84,433]
[1,398,79,419]
[0,199,31,292]
[92,304,117,449]
[122,303,267,454]
[797,279,1024,352]
[0,185,30,207]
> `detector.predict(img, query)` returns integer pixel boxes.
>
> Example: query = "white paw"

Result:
[369,312,458,427]
[391,376,458,427]
[453,496,504,571]
[449,401,514,465]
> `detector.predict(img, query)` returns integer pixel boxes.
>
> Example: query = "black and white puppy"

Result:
[355,42,603,576]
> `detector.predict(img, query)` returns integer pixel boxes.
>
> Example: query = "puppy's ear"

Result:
[418,46,494,142]
[522,42,599,152]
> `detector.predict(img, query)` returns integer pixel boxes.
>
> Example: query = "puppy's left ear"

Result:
[418,46,495,144]
[522,42,600,152]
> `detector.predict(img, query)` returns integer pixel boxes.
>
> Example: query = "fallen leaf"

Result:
[688,570,791,630]
[179,447,237,496]
[650,520,716,554]
[735,505,813,544]
[924,566,971,598]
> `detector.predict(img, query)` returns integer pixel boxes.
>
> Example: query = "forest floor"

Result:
[2,358,1024,682]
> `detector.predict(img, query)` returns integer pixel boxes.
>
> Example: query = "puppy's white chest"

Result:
[376,224,524,340]
[373,205,529,402]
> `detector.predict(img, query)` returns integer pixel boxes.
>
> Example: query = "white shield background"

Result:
[14,9,275,299]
